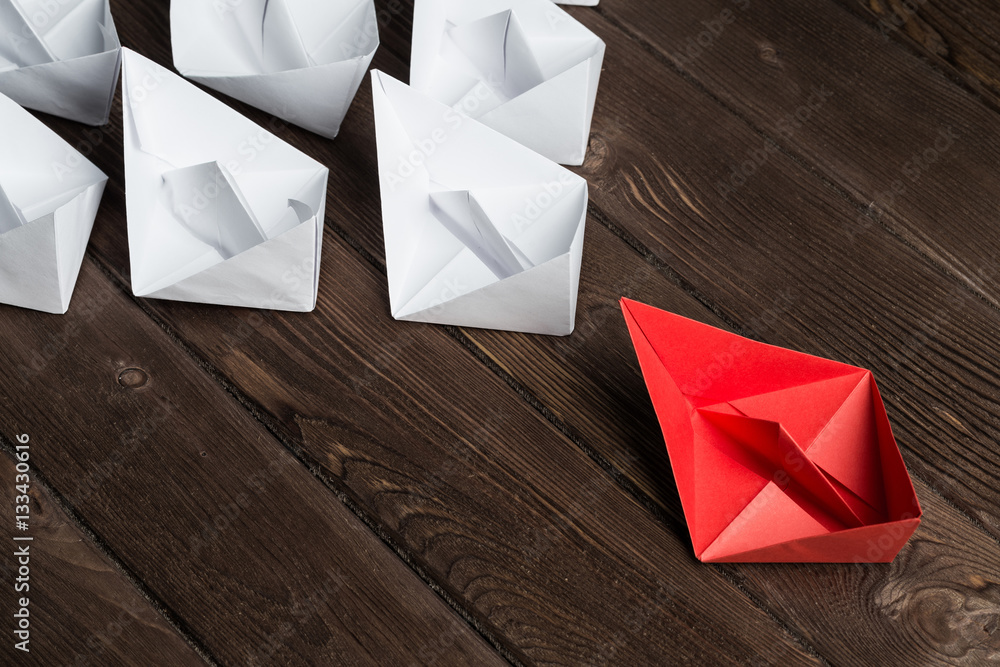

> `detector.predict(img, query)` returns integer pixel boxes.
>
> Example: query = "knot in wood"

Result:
[118,368,149,389]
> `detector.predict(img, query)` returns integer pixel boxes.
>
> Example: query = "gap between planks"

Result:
[827,0,1000,118]
[83,253,524,667]
[591,3,1000,325]
[312,215,835,666]
[0,432,221,666]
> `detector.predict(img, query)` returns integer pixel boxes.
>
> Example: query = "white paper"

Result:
[171,0,379,139]
[121,48,328,312]
[0,0,121,125]
[0,92,107,313]
[411,0,605,165]
[372,70,587,336]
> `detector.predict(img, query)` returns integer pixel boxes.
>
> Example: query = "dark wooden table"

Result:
[3,0,1000,664]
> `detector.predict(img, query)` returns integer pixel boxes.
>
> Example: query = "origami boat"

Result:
[621,298,922,563]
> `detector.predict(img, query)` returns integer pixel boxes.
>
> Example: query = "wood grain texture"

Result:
[466,278,1000,665]
[0,261,503,666]
[596,0,1000,311]
[834,0,1000,110]
[0,451,205,666]
[326,11,1000,663]
[111,3,1000,664]
[734,502,1000,665]
[327,5,1000,553]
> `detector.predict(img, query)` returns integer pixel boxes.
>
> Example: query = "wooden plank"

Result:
[734,496,1000,666]
[594,0,1000,313]
[84,4,1000,665]
[457,220,1000,666]
[832,0,1000,111]
[0,449,205,666]
[0,261,504,666]
[465,244,1000,664]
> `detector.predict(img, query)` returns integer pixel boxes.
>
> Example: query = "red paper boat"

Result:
[621,298,922,563]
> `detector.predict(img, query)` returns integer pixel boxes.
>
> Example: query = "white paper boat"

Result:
[122,49,328,312]
[372,70,588,336]
[0,92,107,313]
[171,0,379,139]
[0,0,121,125]
[411,0,605,165]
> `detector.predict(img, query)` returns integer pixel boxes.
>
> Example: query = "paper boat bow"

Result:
[372,70,587,336]
[122,49,328,312]
[621,298,922,563]
[411,0,605,165]
[0,92,107,313]
[171,0,379,139]
[0,0,121,125]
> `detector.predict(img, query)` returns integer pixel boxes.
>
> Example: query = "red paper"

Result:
[621,298,922,563]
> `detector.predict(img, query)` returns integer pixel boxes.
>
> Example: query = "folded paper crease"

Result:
[0,92,107,313]
[620,298,922,563]
[122,48,328,311]
[0,0,121,124]
[411,0,605,165]
[171,0,379,139]
[372,69,587,335]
